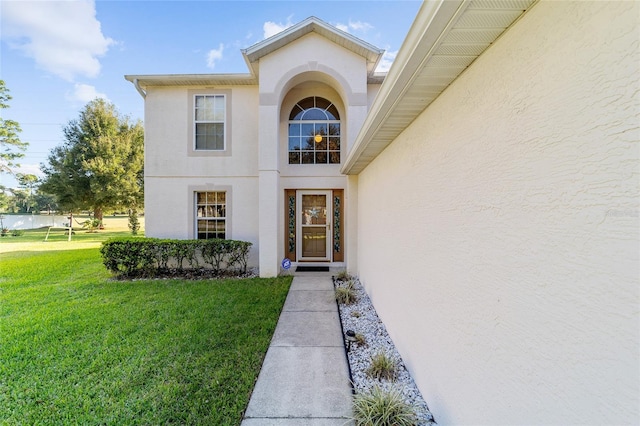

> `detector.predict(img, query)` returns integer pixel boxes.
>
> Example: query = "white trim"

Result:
[124,74,257,87]
[241,16,384,77]
[188,185,232,240]
[194,190,227,239]
[296,190,332,261]
[341,0,466,175]
[187,89,232,158]
[193,94,226,152]
[341,0,538,175]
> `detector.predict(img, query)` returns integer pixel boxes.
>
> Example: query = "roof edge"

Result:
[341,0,467,175]
[242,16,384,76]
[342,0,538,175]
[124,73,257,87]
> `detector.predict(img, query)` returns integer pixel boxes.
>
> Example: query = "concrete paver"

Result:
[282,290,336,312]
[243,346,351,418]
[271,311,343,347]
[242,272,353,425]
[242,419,350,426]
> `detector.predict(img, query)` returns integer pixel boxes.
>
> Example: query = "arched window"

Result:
[288,97,341,164]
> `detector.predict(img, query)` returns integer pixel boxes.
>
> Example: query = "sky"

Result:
[0,0,423,189]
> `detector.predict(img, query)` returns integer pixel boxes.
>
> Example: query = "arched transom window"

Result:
[288,96,340,164]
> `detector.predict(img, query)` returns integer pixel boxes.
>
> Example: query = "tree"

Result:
[8,188,34,213]
[16,173,38,212]
[0,185,9,212]
[40,99,144,225]
[0,80,28,174]
[16,173,38,193]
[33,192,58,214]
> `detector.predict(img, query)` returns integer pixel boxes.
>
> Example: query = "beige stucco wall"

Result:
[145,177,260,265]
[255,32,372,275]
[143,85,261,265]
[143,32,379,274]
[144,86,259,177]
[356,1,639,424]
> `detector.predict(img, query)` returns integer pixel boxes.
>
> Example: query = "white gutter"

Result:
[341,0,467,175]
[341,0,538,175]
[132,79,146,99]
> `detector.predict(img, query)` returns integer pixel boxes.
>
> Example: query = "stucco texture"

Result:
[356,1,639,424]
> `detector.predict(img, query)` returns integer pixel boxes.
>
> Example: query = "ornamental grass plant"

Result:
[367,351,398,381]
[335,269,353,281]
[352,385,418,426]
[336,285,357,304]
[335,278,357,304]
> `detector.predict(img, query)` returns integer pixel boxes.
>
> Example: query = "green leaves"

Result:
[39,99,144,217]
[100,238,253,278]
[0,80,28,174]
[352,386,418,426]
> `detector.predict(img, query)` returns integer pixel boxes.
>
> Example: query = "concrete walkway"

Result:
[242,272,353,425]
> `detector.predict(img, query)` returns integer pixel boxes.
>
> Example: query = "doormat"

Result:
[296,266,330,272]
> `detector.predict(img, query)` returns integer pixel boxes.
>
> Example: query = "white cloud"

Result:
[263,16,294,39]
[206,43,224,69]
[67,83,109,103]
[348,20,373,32]
[335,20,374,34]
[16,163,43,179]
[376,49,397,73]
[1,0,114,81]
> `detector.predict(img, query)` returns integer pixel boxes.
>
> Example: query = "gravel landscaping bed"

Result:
[334,276,435,425]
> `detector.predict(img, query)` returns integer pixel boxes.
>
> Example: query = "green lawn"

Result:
[0,216,139,254]
[0,228,292,425]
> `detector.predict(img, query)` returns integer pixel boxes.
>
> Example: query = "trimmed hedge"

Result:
[100,237,252,278]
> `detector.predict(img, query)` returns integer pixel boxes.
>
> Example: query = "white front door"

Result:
[297,190,331,261]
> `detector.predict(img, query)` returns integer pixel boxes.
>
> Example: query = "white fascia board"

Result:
[341,0,467,175]
[241,16,384,76]
[124,74,257,87]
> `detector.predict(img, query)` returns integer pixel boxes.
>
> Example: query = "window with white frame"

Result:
[288,97,341,164]
[194,95,225,150]
[195,191,226,239]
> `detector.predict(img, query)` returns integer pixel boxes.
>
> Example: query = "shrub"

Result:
[128,209,140,235]
[100,237,156,277]
[11,229,24,237]
[227,240,251,273]
[352,386,417,426]
[169,239,196,270]
[82,218,101,232]
[367,352,397,381]
[100,237,252,278]
[200,238,227,273]
[1,228,8,237]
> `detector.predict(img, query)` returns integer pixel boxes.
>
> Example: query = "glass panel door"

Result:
[297,191,331,260]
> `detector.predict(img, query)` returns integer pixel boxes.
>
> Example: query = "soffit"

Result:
[124,74,258,89]
[242,16,385,78]
[342,0,538,175]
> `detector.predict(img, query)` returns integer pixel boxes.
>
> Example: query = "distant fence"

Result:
[0,214,68,230]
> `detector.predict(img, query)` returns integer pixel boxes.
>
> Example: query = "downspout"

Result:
[132,79,146,99]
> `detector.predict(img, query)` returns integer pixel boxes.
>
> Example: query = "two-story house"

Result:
[126,1,638,424]
[127,16,383,276]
